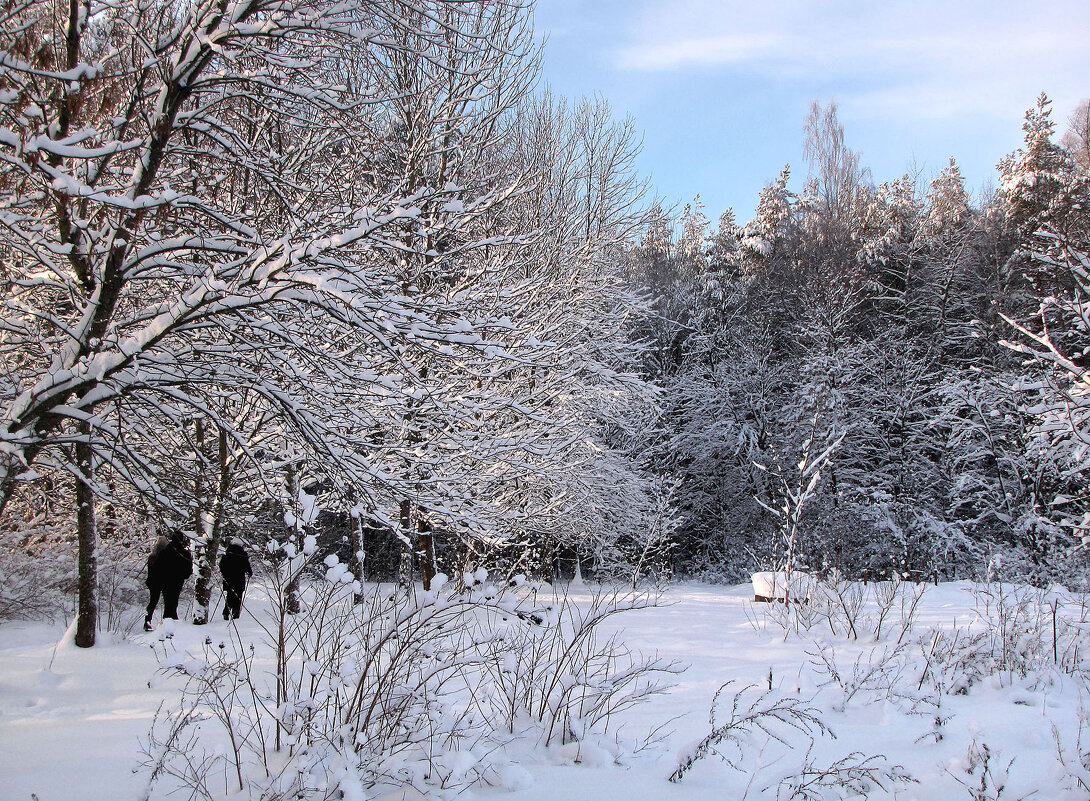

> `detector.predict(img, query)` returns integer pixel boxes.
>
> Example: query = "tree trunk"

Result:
[192,417,207,540]
[0,467,17,523]
[193,427,231,624]
[397,499,414,588]
[348,488,365,603]
[284,462,300,615]
[74,422,97,648]
[191,418,209,623]
[417,517,436,591]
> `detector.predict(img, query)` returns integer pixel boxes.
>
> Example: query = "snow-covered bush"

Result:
[734,576,1090,798]
[918,582,1090,695]
[482,587,683,747]
[0,480,78,621]
[805,639,931,714]
[0,533,74,622]
[141,560,678,799]
[810,574,929,644]
[146,587,499,797]
[753,572,929,643]
[669,681,914,797]
[945,738,1015,801]
[1052,712,1090,797]
[96,554,149,638]
[669,681,828,783]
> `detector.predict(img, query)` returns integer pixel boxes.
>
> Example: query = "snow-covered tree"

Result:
[706,207,741,275]
[802,100,870,231]
[739,165,796,271]
[1063,99,1090,174]
[478,92,661,582]
[1002,232,1090,563]
[679,194,709,262]
[0,0,579,643]
[992,96,1090,572]
[998,94,1086,248]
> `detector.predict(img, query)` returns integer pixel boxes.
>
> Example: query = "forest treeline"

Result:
[630,95,1090,586]
[1,0,1088,645]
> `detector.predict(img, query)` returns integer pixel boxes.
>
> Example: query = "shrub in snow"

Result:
[0,521,79,622]
[668,680,914,796]
[669,681,828,783]
[1051,714,1090,796]
[753,572,930,644]
[805,639,935,715]
[0,503,148,633]
[908,582,1090,698]
[780,748,916,801]
[143,582,500,797]
[481,587,683,747]
[967,581,1084,680]
[944,738,1015,801]
[142,566,678,799]
[736,575,1090,798]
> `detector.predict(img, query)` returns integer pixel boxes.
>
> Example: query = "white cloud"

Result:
[609,0,1090,119]
[613,33,789,71]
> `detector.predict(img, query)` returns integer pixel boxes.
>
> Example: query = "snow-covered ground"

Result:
[3,580,1089,800]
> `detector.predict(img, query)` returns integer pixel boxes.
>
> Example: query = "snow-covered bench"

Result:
[751,571,815,603]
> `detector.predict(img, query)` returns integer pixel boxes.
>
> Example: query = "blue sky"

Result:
[533,0,1090,224]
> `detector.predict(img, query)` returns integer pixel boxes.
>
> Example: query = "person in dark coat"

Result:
[144,528,194,631]
[218,538,253,621]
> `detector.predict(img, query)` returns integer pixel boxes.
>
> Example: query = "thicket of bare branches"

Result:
[0,0,662,643]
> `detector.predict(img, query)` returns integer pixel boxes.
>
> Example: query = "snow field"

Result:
[2,580,1089,800]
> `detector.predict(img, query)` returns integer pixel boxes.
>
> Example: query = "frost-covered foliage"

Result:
[483,585,683,746]
[633,94,1090,587]
[997,99,1090,559]
[0,478,146,627]
[1003,235,1090,550]
[669,681,913,798]
[141,561,679,800]
[997,94,1089,246]
[0,0,664,640]
[671,578,1090,799]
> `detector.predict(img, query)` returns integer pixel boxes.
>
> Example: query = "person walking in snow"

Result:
[144,528,193,631]
[218,537,253,621]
